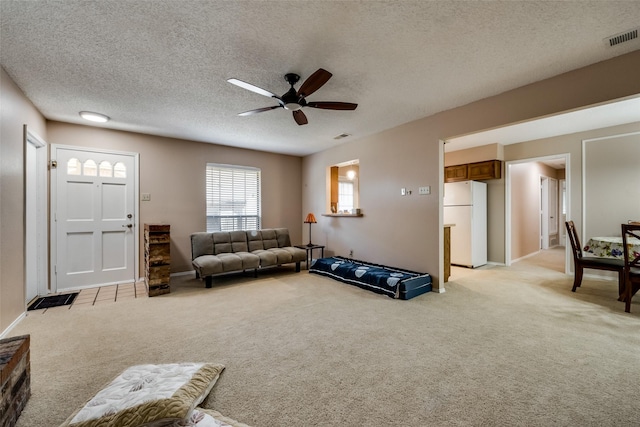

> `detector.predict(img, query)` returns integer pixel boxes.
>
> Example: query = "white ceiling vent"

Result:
[603,27,639,47]
[333,133,352,140]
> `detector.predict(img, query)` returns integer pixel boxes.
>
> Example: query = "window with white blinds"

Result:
[206,164,261,232]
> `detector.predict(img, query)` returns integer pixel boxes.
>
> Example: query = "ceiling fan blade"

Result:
[297,68,332,98]
[227,78,279,98]
[307,101,358,110]
[293,110,308,125]
[238,105,282,116]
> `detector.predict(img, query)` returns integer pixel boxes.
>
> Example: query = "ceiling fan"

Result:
[227,68,357,126]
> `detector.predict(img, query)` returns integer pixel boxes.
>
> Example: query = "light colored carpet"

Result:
[11,249,640,426]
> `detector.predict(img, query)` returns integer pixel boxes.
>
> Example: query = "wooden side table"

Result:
[295,244,325,269]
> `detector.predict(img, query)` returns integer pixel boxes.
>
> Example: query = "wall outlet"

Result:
[349,249,354,258]
[141,193,151,201]
[418,186,430,195]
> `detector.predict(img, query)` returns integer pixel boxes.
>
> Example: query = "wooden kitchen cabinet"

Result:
[444,164,469,182]
[468,160,502,180]
[445,160,502,182]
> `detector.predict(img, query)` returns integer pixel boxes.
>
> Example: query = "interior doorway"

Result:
[505,154,570,274]
[24,126,48,302]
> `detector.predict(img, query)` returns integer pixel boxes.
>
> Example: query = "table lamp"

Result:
[304,213,317,247]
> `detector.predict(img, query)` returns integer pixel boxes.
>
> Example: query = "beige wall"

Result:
[46,122,303,275]
[1,67,47,335]
[444,143,504,166]
[303,51,640,290]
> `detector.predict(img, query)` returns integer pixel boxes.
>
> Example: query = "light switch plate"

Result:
[141,193,151,201]
[401,188,406,196]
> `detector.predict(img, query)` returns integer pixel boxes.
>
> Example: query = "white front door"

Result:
[51,146,138,292]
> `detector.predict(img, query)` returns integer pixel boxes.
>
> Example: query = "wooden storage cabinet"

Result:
[445,160,502,182]
[144,224,170,296]
[468,160,501,180]
[444,164,469,182]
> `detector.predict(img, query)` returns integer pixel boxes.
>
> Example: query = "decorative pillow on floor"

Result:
[142,408,252,427]
[193,408,252,427]
[59,363,225,427]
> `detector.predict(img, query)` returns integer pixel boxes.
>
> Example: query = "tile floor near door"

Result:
[28,282,147,313]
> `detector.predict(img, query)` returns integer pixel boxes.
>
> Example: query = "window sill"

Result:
[322,213,363,217]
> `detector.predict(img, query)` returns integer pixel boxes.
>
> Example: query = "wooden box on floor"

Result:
[144,224,170,296]
[0,335,30,427]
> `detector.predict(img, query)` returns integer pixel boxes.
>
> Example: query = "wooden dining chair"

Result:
[565,221,625,295]
[621,223,640,313]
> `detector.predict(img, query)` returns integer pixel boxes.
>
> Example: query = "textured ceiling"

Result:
[1,1,639,156]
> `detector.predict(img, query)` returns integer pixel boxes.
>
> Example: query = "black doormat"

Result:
[28,293,78,311]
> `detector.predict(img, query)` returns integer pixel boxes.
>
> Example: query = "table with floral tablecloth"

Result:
[584,236,640,261]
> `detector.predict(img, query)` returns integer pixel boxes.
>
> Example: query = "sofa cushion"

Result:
[191,233,214,259]
[261,229,278,249]
[230,231,249,252]
[213,232,232,255]
[274,228,292,247]
[246,230,264,252]
[267,248,293,264]
[217,253,243,271]
[235,252,260,269]
[192,255,224,276]
[252,249,278,267]
[282,246,306,263]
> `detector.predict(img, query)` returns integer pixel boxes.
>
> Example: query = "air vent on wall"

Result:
[603,27,639,47]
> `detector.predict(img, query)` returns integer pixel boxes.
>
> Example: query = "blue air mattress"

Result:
[309,256,432,300]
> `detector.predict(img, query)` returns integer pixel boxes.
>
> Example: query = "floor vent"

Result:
[604,28,638,47]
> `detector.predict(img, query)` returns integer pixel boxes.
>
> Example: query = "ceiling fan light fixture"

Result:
[228,68,356,125]
[284,102,302,111]
[79,111,110,123]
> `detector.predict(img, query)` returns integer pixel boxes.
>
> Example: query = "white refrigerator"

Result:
[443,180,487,268]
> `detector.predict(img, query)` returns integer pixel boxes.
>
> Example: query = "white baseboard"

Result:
[511,250,542,264]
[0,312,26,339]
[170,270,196,277]
[486,261,506,267]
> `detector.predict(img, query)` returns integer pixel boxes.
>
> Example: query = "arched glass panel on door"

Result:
[83,159,97,176]
[67,158,81,175]
[99,161,113,177]
[114,162,127,178]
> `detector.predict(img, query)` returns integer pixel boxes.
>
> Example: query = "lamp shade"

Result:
[304,213,317,223]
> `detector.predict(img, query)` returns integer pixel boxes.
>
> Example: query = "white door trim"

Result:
[540,176,549,250]
[50,145,140,291]
[24,126,48,301]
[505,153,571,274]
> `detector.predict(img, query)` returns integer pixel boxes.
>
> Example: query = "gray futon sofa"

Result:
[191,228,307,288]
